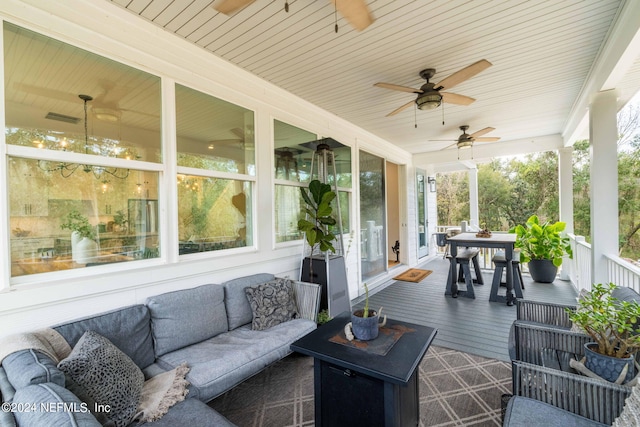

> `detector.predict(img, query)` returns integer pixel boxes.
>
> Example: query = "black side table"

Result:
[291,312,437,427]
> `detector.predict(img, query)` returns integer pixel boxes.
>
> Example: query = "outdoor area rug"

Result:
[209,345,512,426]
[393,268,433,283]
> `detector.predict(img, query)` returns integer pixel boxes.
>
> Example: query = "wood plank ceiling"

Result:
[109,0,638,157]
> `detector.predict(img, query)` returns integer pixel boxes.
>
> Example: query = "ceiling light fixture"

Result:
[93,107,121,122]
[415,90,442,110]
[38,94,130,179]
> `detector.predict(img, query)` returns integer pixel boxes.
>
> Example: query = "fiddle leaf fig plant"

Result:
[509,214,573,267]
[298,179,337,255]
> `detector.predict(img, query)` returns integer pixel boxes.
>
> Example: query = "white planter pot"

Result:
[71,231,82,262]
[76,237,98,264]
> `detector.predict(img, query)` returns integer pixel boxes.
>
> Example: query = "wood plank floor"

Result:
[353,256,578,361]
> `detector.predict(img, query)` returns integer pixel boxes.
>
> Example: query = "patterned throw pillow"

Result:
[245,278,299,331]
[58,331,145,427]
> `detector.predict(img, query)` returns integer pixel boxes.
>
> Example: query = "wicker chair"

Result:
[505,299,633,426]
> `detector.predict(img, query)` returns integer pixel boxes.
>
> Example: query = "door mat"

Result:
[393,269,433,283]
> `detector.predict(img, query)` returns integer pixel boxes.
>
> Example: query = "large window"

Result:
[4,23,162,278]
[273,121,352,244]
[176,84,254,253]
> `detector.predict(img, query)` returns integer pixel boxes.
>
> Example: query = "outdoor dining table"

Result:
[445,232,519,305]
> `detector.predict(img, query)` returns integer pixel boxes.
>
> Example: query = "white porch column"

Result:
[558,147,574,280]
[589,89,619,285]
[468,167,479,228]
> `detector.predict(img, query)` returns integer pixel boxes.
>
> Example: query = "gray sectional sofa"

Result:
[0,273,321,427]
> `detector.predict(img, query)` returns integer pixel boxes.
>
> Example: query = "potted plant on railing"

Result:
[61,210,97,264]
[566,283,640,383]
[509,214,573,283]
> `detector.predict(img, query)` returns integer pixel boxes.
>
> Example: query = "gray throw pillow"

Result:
[245,278,298,331]
[58,331,144,427]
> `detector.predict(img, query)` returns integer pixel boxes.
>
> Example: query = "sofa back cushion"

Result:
[223,273,275,330]
[3,350,65,390]
[146,284,228,357]
[53,304,155,369]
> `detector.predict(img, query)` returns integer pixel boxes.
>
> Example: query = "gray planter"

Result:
[584,342,635,383]
[527,259,558,283]
[351,310,380,341]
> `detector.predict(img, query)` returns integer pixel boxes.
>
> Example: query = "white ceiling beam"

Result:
[562,0,640,145]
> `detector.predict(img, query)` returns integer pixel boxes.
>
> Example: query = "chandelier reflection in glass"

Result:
[38,94,130,179]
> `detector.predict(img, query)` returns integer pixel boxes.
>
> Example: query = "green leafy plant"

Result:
[298,180,337,255]
[60,210,95,240]
[113,209,128,228]
[317,309,331,325]
[509,214,573,266]
[567,283,640,358]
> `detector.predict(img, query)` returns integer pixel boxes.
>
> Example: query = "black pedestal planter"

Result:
[528,259,558,283]
[301,255,351,316]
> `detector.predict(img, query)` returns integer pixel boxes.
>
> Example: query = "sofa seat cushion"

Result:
[3,349,65,390]
[155,318,316,402]
[503,396,607,427]
[147,284,228,357]
[12,382,102,427]
[223,273,275,330]
[53,304,154,370]
[129,398,236,427]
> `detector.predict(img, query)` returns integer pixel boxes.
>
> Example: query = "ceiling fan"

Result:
[14,81,158,122]
[212,0,374,31]
[439,125,500,150]
[374,59,492,117]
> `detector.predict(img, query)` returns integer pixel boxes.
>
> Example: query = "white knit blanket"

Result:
[0,328,72,364]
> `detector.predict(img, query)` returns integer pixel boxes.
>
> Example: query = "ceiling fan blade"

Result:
[212,0,256,14]
[386,100,415,117]
[440,142,458,150]
[436,59,492,90]
[441,92,475,105]
[474,137,501,142]
[331,0,374,31]
[374,82,422,94]
[14,83,79,103]
[470,127,495,138]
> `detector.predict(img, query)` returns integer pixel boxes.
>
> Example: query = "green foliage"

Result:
[566,283,640,358]
[113,210,128,227]
[298,180,337,254]
[510,214,573,266]
[317,309,331,325]
[60,210,95,240]
[362,282,369,318]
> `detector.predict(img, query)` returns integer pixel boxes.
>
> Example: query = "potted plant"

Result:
[60,210,97,264]
[113,209,128,233]
[509,214,573,283]
[349,283,386,341]
[566,283,640,383]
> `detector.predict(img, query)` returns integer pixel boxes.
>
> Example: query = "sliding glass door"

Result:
[359,150,386,282]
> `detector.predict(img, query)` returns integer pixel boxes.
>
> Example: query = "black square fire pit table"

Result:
[290,311,437,427]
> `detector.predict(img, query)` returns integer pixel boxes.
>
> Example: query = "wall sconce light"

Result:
[427,176,436,193]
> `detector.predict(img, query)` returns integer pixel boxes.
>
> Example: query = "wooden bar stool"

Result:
[446,248,483,299]
[490,252,524,303]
